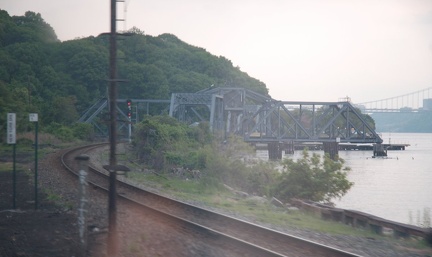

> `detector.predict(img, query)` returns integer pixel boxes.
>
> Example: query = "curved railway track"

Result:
[62,143,362,257]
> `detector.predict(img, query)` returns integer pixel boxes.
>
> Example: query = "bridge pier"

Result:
[323,142,339,160]
[268,142,282,160]
[373,144,388,157]
[284,142,294,155]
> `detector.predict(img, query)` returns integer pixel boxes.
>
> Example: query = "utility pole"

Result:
[29,113,39,209]
[107,0,119,255]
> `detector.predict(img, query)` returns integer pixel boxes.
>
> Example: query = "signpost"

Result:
[7,113,16,144]
[76,155,90,257]
[7,113,16,209]
[29,113,38,210]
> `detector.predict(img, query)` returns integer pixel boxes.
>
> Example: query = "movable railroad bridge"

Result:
[79,87,384,159]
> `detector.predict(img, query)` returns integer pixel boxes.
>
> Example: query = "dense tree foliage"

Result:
[0,10,268,142]
[133,115,212,170]
[272,150,353,202]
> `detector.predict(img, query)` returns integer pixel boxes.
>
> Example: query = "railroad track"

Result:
[62,143,362,257]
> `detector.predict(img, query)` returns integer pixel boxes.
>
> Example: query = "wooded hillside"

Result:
[0,10,268,139]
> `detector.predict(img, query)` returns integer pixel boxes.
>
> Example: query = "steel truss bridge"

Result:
[169,87,381,143]
[79,87,384,159]
[357,87,432,113]
[78,98,170,137]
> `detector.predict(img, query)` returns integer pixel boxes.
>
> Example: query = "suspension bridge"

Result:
[356,87,432,113]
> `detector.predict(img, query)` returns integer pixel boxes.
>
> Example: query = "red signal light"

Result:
[126,99,132,119]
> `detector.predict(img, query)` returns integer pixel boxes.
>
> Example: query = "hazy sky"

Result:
[2,0,432,103]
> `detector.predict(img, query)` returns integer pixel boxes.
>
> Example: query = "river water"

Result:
[256,133,432,225]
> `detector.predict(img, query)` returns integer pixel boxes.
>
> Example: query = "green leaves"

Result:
[273,149,353,203]
[133,116,212,170]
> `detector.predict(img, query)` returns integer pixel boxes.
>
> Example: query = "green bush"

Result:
[272,149,353,202]
[165,152,182,166]
[133,116,211,170]
[56,126,74,141]
[72,123,94,140]
[44,123,75,142]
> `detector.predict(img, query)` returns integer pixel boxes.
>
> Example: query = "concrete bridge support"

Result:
[323,142,339,160]
[284,142,294,155]
[373,144,388,157]
[268,142,283,160]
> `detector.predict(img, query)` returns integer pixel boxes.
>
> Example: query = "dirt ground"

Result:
[0,170,81,257]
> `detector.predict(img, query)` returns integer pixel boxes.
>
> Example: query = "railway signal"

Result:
[126,99,132,119]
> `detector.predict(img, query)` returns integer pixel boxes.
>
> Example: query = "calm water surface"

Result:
[257,133,432,225]
[334,133,432,225]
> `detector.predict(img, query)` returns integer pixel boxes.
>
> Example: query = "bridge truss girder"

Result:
[168,93,224,131]
[78,98,170,137]
[243,101,383,144]
[169,88,272,133]
[167,88,382,144]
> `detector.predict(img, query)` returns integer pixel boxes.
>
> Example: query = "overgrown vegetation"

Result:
[130,115,353,203]
[132,115,212,170]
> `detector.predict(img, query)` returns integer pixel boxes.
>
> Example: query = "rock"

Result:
[270,197,284,208]
[248,196,268,204]
[223,184,234,191]
[234,190,249,198]
[223,184,249,198]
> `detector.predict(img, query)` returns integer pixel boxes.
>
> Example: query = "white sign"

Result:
[7,113,16,144]
[29,113,38,122]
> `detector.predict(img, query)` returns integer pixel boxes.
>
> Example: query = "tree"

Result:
[44,96,79,125]
[132,115,213,170]
[0,10,272,139]
[272,149,353,203]
[13,11,58,43]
